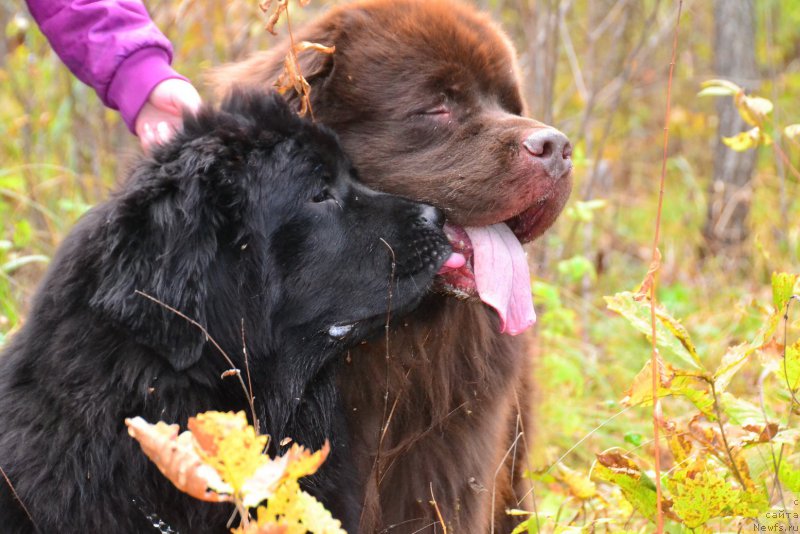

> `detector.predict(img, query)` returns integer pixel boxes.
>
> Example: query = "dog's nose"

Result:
[419,204,445,228]
[523,128,572,179]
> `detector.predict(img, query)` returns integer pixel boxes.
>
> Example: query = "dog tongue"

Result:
[464,224,536,335]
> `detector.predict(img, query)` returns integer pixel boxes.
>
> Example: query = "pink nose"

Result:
[522,128,572,179]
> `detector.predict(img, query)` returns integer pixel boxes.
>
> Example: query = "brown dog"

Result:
[212,1,572,532]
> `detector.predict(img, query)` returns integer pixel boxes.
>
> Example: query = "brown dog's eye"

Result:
[423,104,450,116]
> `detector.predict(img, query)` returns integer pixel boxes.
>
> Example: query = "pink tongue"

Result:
[464,224,536,335]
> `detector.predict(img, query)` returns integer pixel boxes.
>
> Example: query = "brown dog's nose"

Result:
[523,128,572,178]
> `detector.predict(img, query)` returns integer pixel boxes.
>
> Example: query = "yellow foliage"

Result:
[127,411,341,533]
[189,411,270,494]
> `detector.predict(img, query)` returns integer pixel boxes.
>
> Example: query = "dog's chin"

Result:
[326,289,433,344]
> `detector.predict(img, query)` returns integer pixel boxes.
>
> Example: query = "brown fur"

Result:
[211,1,571,532]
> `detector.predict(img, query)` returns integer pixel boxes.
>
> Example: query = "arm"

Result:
[25,0,198,142]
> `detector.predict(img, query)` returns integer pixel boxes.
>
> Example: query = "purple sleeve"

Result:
[25,0,188,133]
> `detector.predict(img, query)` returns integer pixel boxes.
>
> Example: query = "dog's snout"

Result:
[418,204,445,228]
[523,128,572,179]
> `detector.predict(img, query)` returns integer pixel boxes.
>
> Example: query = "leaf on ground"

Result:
[125,417,233,503]
[605,292,703,370]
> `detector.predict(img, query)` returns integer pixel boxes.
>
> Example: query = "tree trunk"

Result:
[704,0,758,254]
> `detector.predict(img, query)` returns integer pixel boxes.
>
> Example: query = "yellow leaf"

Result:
[699,79,742,95]
[784,124,800,142]
[241,454,291,509]
[555,463,597,500]
[125,417,233,502]
[188,411,270,495]
[284,441,330,481]
[722,128,762,151]
[256,485,346,534]
[666,460,767,528]
[294,41,335,55]
[736,94,773,126]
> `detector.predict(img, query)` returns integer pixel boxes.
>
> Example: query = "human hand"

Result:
[135,79,202,153]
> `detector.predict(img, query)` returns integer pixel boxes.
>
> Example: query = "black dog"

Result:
[0,91,451,533]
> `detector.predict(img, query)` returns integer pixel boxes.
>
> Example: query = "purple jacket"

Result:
[26,0,188,133]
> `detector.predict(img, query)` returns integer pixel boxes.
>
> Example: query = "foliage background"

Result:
[1,0,799,531]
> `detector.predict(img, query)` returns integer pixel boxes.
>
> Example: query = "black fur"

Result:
[0,91,451,533]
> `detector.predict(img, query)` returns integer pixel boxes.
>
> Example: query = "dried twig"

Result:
[261,0,334,119]
[372,237,397,489]
[429,483,448,534]
[134,290,259,434]
[0,464,40,533]
[649,2,683,531]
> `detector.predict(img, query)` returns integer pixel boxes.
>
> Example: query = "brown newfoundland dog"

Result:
[212,1,572,532]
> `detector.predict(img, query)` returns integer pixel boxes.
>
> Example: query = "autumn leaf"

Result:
[129,411,339,533]
[248,485,346,534]
[189,411,270,495]
[605,291,703,370]
[259,0,288,35]
[241,453,291,509]
[259,0,334,118]
[722,128,768,151]
[735,94,773,127]
[283,441,329,480]
[784,124,800,142]
[666,459,767,528]
[623,359,715,417]
[772,272,798,312]
[698,79,742,97]
[591,451,666,521]
[555,462,597,500]
[274,42,335,118]
[713,314,779,392]
[125,417,233,503]
[294,41,336,55]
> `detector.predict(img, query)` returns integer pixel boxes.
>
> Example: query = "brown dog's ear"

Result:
[207,12,345,103]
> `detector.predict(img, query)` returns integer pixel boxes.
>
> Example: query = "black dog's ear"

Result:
[89,136,241,371]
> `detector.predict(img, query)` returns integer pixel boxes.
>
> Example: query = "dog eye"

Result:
[312,188,334,203]
[423,104,450,116]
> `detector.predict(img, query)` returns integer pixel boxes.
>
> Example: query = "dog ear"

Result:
[89,136,241,371]
[207,14,345,102]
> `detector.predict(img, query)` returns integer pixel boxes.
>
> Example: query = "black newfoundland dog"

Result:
[0,91,452,532]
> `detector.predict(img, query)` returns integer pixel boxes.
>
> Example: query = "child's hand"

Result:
[135,79,202,153]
